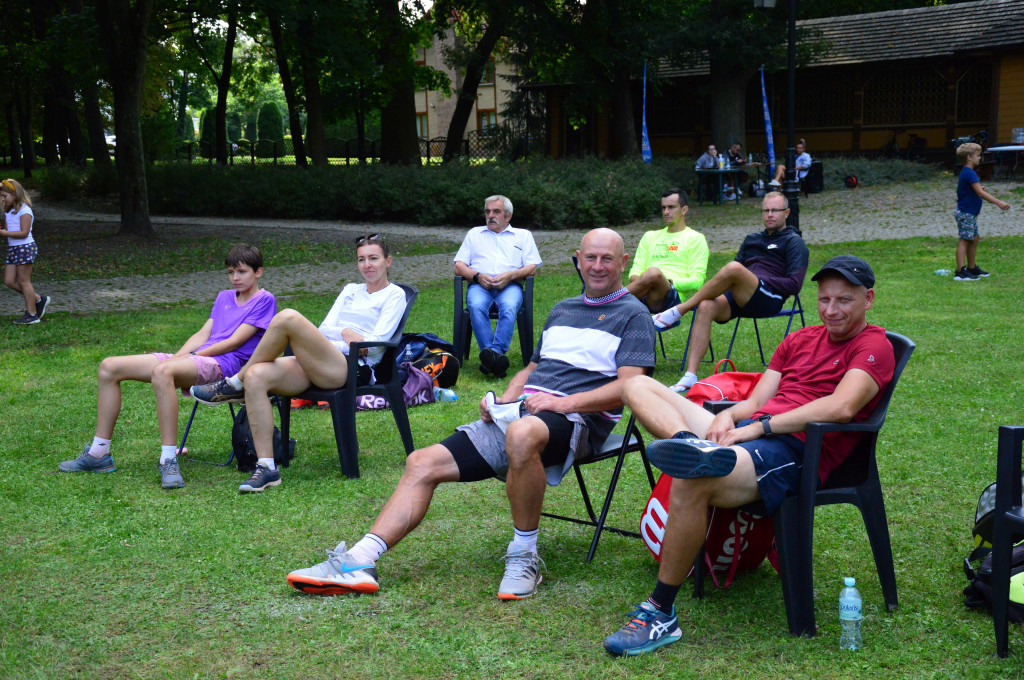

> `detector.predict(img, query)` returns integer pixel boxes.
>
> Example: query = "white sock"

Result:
[159,445,178,464]
[257,458,277,470]
[653,306,682,329]
[675,372,699,389]
[512,526,539,554]
[226,374,244,390]
[349,533,388,564]
[89,437,111,458]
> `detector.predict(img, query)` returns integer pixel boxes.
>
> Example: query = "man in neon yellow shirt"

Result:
[626,189,709,320]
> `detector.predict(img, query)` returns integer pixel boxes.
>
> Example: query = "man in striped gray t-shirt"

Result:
[286,228,656,602]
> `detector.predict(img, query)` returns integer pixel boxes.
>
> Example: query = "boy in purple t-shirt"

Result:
[58,244,277,489]
[953,143,1010,281]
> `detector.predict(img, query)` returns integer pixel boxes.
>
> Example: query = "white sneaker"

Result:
[286,541,380,595]
[485,391,526,434]
[498,542,544,600]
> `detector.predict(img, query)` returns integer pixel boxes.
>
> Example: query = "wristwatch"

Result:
[472,273,480,284]
[757,414,773,436]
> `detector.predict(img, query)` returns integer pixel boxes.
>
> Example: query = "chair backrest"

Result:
[822,331,914,487]
[571,254,585,294]
[371,283,419,385]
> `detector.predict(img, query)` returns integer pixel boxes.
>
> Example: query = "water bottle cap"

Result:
[844,577,855,587]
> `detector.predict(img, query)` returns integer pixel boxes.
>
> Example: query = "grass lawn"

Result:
[2,235,1023,678]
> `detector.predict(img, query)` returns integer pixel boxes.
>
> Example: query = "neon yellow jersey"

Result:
[628,226,709,297]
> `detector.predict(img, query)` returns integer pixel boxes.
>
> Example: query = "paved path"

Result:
[6,182,1021,317]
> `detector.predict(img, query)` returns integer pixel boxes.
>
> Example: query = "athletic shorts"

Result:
[734,418,804,515]
[152,352,224,395]
[442,411,577,483]
[954,209,979,240]
[5,242,37,265]
[643,287,682,314]
[723,280,785,319]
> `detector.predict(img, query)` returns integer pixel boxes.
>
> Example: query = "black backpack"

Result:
[962,478,1024,621]
[231,404,296,472]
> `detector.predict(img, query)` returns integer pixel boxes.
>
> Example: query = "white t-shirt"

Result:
[795,152,812,180]
[5,204,34,246]
[318,282,407,366]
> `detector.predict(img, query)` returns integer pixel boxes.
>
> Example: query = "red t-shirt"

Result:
[755,324,895,483]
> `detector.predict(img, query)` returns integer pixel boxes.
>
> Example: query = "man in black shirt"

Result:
[652,192,808,392]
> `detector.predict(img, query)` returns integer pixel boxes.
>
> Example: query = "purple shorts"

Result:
[152,352,223,395]
[6,242,38,265]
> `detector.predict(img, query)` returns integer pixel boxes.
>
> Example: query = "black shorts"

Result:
[441,411,576,482]
[734,418,804,515]
[642,287,682,314]
[723,280,785,319]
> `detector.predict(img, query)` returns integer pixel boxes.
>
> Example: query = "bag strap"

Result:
[713,358,737,375]
[703,507,744,590]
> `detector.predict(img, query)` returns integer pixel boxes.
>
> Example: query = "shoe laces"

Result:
[623,605,657,631]
[501,549,544,576]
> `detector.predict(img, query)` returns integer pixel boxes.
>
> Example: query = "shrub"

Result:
[820,156,943,188]
[40,168,85,201]
[198,108,216,159]
[257,102,284,142]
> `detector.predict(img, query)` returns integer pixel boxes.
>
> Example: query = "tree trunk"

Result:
[295,18,326,167]
[267,12,307,168]
[57,74,88,168]
[214,7,238,165]
[709,60,754,153]
[378,2,420,166]
[4,100,22,166]
[82,81,112,168]
[15,86,35,177]
[442,18,506,163]
[41,94,63,167]
[95,0,154,236]
[609,65,638,159]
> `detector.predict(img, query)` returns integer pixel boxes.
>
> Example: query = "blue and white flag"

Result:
[761,65,775,176]
[641,63,652,164]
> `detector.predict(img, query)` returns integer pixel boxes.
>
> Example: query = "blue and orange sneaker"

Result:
[604,601,682,656]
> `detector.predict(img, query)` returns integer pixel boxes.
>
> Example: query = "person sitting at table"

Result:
[695,144,720,202]
[727,142,746,166]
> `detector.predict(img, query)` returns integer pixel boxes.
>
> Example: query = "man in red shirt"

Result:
[603,254,895,657]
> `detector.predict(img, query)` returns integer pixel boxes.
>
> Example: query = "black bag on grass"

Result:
[963,544,1024,623]
[232,404,296,472]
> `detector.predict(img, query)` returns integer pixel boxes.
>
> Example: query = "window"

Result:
[481,58,496,85]
[416,114,428,138]
[477,110,497,133]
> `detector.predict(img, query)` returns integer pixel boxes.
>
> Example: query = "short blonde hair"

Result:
[0,178,31,213]
[957,142,981,162]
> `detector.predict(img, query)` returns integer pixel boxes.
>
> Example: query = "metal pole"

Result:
[783,0,800,229]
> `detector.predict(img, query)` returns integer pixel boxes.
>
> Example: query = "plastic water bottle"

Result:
[934,269,952,276]
[839,577,863,650]
[433,386,458,402]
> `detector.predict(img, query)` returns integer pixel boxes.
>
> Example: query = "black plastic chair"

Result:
[992,425,1024,657]
[541,411,656,562]
[275,284,418,479]
[453,275,534,368]
[692,331,914,637]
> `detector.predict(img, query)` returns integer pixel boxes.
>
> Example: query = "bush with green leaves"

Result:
[257,101,284,142]
[821,156,944,189]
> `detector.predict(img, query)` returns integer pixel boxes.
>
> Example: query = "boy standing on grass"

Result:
[953,143,1010,281]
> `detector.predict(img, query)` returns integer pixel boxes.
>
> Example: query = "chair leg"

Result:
[993,515,1013,658]
[517,310,533,367]
[326,394,360,479]
[692,545,707,599]
[726,317,742,360]
[587,447,631,563]
[855,485,899,611]
[385,384,416,455]
[178,401,200,454]
[753,317,768,366]
[774,503,816,636]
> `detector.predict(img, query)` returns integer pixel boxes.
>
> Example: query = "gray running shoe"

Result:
[239,464,281,493]
[35,295,50,319]
[13,312,39,325]
[59,447,116,473]
[159,459,185,488]
[286,541,380,595]
[190,378,245,405]
[646,437,738,479]
[497,542,544,600]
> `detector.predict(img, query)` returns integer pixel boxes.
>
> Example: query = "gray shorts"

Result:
[453,411,592,485]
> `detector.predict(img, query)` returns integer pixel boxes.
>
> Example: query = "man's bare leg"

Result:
[622,375,714,438]
[627,267,673,312]
[675,262,760,317]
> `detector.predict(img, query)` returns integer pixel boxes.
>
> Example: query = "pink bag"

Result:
[356,363,435,411]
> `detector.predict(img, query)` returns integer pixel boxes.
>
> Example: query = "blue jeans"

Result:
[466,282,522,355]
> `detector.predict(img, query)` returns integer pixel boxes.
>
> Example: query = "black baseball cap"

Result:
[811,255,875,288]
